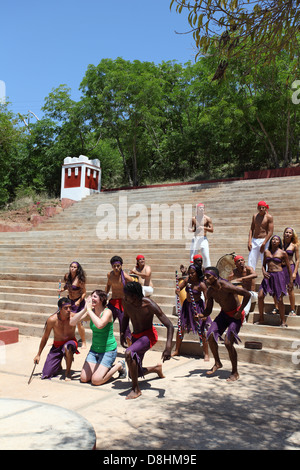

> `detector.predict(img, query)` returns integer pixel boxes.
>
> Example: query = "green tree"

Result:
[170,0,300,77]
[80,58,171,186]
[0,104,29,206]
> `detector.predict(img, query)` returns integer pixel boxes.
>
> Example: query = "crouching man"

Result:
[34,297,79,381]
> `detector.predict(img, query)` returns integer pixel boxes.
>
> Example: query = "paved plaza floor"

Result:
[1,335,299,452]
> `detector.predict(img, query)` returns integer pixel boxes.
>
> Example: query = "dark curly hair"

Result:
[124,281,144,299]
[110,255,123,266]
[188,263,204,282]
[66,261,86,284]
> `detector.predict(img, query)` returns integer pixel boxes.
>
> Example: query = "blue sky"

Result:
[1,0,196,118]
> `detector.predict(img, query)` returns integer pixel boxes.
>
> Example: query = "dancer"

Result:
[283,227,300,316]
[59,261,87,348]
[189,203,213,267]
[120,282,174,400]
[130,254,153,296]
[228,255,258,323]
[34,298,79,381]
[257,235,293,327]
[70,290,126,385]
[248,201,274,269]
[201,267,251,382]
[172,263,211,360]
[105,255,132,343]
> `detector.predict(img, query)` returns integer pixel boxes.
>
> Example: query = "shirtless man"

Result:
[228,255,258,323]
[248,201,274,270]
[120,282,174,400]
[201,267,251,382]
[33,298,78,381]
[189,203,214,267]
[105,255,132,342]
[130,254,153,296]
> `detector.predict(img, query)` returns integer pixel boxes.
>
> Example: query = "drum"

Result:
[216,253,236,280]
[178,277,187,305]
[130,274,139,282]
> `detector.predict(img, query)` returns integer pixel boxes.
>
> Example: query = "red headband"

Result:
[136,255,145,261]
[257,201,269,210]
[234,255,244,264]
[193,254,203,260]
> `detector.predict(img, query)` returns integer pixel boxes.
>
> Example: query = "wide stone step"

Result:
[1,174,300,371]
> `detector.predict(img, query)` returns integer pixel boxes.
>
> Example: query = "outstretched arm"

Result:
[155,304,174,362]
[34,318,53,364]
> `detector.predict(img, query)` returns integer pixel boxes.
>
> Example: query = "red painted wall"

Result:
[85,170,99,189]
[244,167,300,179]
[64,167,81,188]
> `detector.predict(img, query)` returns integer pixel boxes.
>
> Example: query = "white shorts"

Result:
[142,285,153,297]
[248,238,269,270]
[243,291,258,319]
[190,236,211,268]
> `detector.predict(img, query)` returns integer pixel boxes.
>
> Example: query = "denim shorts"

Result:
[86,348,117,368]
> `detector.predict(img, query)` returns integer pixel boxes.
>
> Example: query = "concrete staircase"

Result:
[0,176,300,370]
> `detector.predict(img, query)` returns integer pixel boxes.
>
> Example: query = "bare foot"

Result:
[65,374,72,381]
[126,388,142,400]
[204,354,210,362]
[226,372,239,382]
[154,364,165,378]
[206,362,222,375]
[171,350,180,357]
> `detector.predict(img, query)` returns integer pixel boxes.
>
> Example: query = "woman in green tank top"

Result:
[70,290,126,385]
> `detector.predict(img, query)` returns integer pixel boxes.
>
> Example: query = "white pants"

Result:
[243,291,258,322]
[248,238,269,270]
[190,236,211,267]
[142,285,153,297]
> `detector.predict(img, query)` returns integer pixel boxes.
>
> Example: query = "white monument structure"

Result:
[60,155,101,201]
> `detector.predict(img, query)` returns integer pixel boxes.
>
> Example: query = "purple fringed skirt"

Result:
[69,297,86,313]
[126,329,158,378]
[207,310,242,345]
[180,298,212,336]
[259,270,287,301]
[283,263,300,288]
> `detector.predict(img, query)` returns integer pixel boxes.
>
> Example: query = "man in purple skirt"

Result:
[201,267,251,382]
[34,298,79,381]
[121,282,174,400]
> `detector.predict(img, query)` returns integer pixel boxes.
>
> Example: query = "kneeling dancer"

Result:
[201,267,251,382]
[34,298,79,381]
[121,282,174,399]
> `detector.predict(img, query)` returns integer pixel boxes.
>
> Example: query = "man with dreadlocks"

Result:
[121,282,174,400]
[201,267,250,382]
